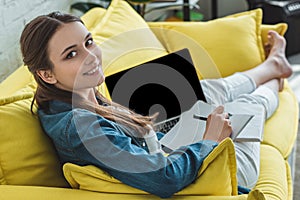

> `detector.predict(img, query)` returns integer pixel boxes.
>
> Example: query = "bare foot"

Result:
[266,30,293,79]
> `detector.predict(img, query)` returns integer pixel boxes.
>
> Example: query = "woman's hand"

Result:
[202,106,232,143]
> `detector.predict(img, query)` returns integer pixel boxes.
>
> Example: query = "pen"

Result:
[193,114,207,121]
[193,113,233,121]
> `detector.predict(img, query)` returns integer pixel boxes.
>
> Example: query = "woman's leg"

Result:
[200,31,292,189]
[202,77,280,189]
[233,81,279,189]
[233,79,279,119]
[201,73,256,105]
[235,142,260,189]
[201,30,292,106]
[201,78,279,189]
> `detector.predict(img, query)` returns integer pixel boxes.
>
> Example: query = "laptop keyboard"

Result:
[154,116,180,133]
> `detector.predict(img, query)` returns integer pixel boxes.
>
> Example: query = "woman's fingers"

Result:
[213,105,224,114]
[203,106,233,142]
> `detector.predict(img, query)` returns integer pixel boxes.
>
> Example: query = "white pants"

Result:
[200,73,279,189]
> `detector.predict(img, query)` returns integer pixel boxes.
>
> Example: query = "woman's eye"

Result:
[86,38,93,47]
[66,51,76,59]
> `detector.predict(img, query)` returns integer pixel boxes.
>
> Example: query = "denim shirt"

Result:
[38,100,218,198]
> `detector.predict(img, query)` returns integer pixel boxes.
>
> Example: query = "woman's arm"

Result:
[67,109,218,198]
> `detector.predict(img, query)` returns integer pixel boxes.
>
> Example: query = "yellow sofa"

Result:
[0,0,298,199]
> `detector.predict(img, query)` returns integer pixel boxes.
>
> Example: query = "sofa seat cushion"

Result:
[0,86,68,187]
[63,138,238,196]
[263,83,299,159]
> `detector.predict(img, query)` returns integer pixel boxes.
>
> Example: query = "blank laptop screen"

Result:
[105,48,206,123]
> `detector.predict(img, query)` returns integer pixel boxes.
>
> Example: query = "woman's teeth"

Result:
[84,66,99,75]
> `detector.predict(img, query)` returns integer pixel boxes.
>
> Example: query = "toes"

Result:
[267,30,287,56]
[268,30,280,39]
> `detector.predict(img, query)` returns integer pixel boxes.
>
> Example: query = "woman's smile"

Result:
[83,64,101,76]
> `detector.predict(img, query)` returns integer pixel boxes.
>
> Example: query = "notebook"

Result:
[159,100,265,151]
[105,48,206,132]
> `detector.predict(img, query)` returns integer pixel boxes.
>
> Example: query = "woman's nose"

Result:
[84,49,98,65]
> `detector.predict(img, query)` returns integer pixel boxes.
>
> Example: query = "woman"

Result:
[20,12,292,198]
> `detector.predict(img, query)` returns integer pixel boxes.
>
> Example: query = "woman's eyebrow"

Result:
[85,32,92,40]
[60,32,92,56]
[61,44,76,56]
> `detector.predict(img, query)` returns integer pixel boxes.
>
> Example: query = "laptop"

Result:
[105,48,261,149]
[104,48,207,133]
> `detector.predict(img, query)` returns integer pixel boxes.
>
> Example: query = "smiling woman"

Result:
[19,10,293,198]
[39,22,104,93]
[20,11,154,135]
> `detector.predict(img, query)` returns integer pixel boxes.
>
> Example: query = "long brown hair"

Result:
[20,11,156,136]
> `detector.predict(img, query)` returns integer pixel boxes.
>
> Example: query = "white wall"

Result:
[0,0,75,82]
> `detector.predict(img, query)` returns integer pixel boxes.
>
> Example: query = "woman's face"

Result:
[43,22,104,92]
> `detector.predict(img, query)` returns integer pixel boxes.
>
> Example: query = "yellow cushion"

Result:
[176,138,238,196]
[63,163,148,195]
[63,138,238,196]
[0,65,34,97]
[0,86,68,187]
[87,0,168,78]
[80,7,107,31]
[149,23,219,80]
[224,10,287,61]
[148,9,264,79]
